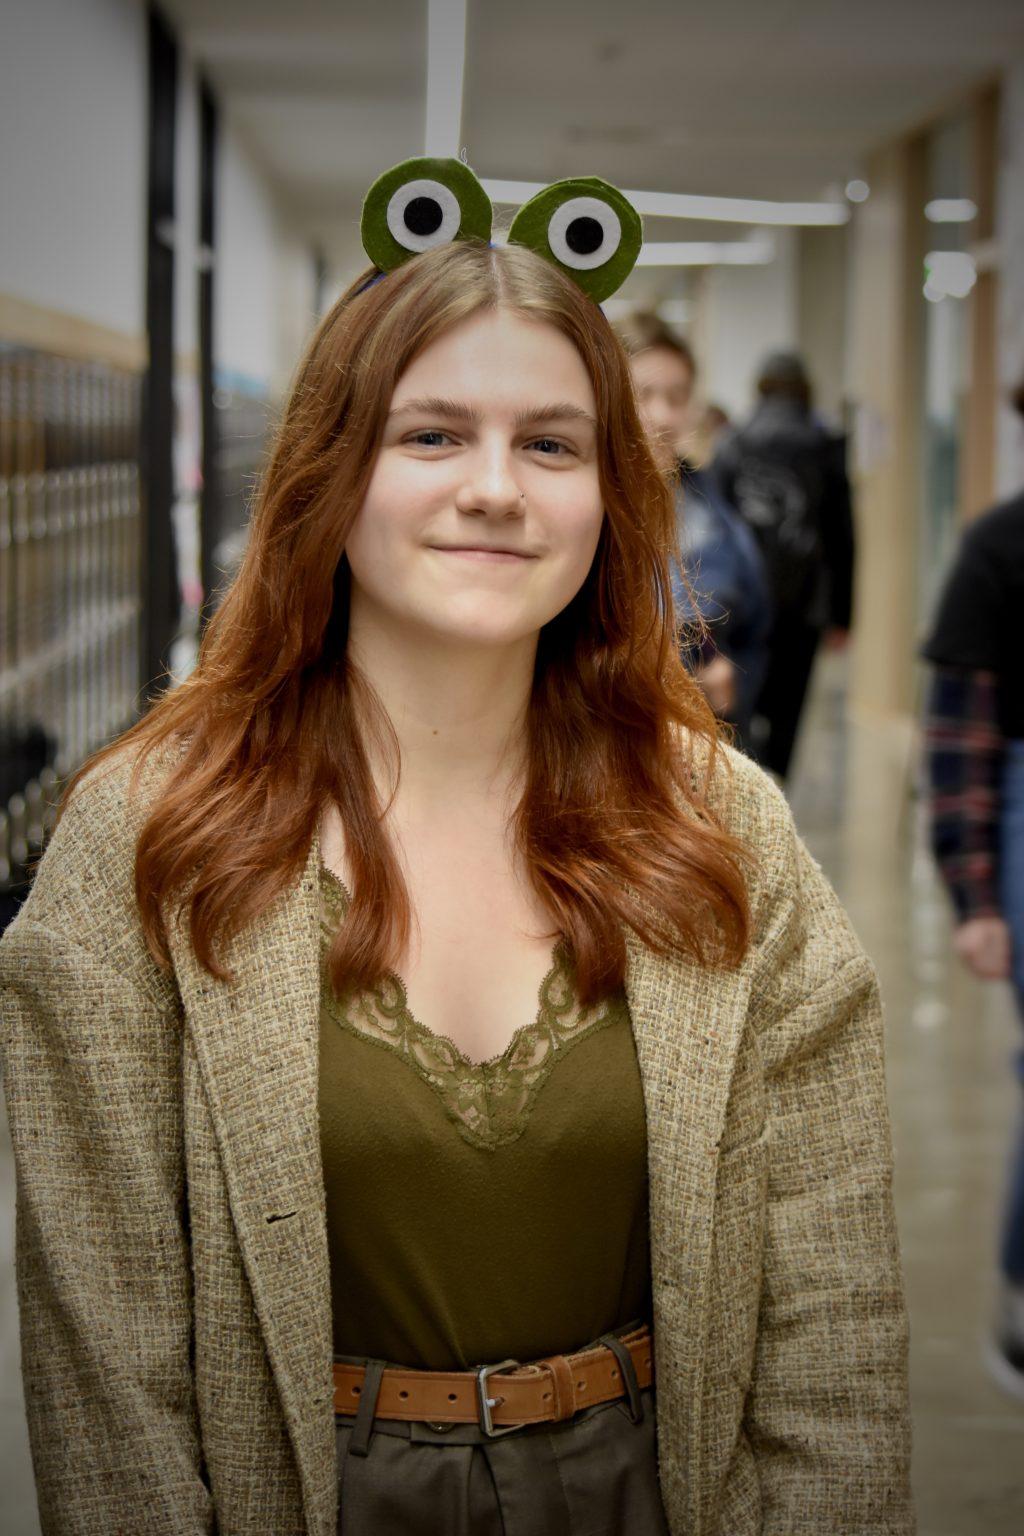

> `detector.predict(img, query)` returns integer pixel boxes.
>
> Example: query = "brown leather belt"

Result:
[333,1324,653,1436]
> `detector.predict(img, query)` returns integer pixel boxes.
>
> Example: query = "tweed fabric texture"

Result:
[0,737,915,1535]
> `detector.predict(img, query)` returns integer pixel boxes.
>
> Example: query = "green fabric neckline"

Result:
[318,860,628,1150]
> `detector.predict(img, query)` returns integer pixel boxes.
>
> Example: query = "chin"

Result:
[430,619,540,649]
[399,591,553,647]
[412,604,546,648]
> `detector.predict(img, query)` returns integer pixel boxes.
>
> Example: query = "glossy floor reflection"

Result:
[0,652,1022,1533]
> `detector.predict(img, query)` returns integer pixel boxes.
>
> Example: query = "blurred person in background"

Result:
[922,371,1024,1401]
[616,312,770,751]
[697,401,732,461]
[712,351,855,781]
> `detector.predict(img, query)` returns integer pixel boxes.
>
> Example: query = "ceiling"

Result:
[162,0,1024,287]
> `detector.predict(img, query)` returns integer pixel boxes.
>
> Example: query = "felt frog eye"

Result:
[507,177,643,302]
[361,157,492,273]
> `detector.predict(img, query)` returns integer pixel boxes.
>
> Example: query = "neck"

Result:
[347,604,537,815]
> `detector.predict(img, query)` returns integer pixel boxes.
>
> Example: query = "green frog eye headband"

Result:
[360,156,642,304]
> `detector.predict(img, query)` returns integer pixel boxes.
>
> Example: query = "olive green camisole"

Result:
[317,862,652,1372]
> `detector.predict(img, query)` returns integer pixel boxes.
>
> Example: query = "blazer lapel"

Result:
[169,828,336,1536]
[623,929,751,1536]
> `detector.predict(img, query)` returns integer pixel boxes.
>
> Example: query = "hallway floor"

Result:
[1,651,1022,1532]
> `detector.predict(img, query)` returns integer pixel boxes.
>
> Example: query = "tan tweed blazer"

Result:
[0,738,914,1535]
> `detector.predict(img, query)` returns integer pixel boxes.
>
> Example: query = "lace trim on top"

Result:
[319,862,629,1150]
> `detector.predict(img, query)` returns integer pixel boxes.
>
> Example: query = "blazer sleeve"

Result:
[0,772,214,1533]
[741,779,915,1534]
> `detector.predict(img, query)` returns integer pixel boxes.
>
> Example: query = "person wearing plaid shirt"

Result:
[924,667,1004,924]
[922,459,1024,1403]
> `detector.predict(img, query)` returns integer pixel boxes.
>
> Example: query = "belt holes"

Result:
[576,1379,585,1391]
[399,1390,409,1400]
[447,1392,457,1402]
[542,1391,551,1401]
[611,1368,619,1379]
[351,1387,360,1397]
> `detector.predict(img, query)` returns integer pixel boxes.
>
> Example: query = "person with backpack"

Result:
[711,352,855,780]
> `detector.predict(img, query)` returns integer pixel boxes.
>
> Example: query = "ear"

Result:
[506,177,642,302]
[360,157,493,273]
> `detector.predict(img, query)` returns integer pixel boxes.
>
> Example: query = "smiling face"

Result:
[344,308,605,652]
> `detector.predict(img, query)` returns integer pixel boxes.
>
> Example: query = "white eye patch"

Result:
[546,196,622,270]
[386,179,462,252]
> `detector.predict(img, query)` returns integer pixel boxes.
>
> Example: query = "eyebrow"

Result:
[388,396,597,431]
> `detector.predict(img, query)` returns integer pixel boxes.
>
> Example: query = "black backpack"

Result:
[727,447,825,616]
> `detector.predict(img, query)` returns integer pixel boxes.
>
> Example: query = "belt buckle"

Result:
[476,1358,522,1437]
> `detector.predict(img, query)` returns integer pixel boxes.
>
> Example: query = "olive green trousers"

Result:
[335,1383,668,1535]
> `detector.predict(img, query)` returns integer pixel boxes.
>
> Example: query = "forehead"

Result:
[629,346,693,391]
[391,308,596,412]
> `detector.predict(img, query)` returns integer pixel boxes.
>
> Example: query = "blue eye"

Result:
[530,437,569,455]
[410,430,451,447]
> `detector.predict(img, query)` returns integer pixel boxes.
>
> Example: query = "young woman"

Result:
[0,164,914,1536]
[614,311,770,751]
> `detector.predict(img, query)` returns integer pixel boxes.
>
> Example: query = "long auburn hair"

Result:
[58,238,754,1005]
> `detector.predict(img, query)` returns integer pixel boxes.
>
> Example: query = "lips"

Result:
[428,545,537,559]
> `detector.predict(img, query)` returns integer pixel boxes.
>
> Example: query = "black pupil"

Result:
[405,196,444,237]
[565,215,604,256]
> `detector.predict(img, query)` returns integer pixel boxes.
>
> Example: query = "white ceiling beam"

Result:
[636,236,776,266]
[425,0,467,156]
[482,178,849,227]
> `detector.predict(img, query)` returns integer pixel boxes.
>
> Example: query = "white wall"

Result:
[215,122,280,395]
[174,47,200,368]
[996,58,1024,497]
[692,228,799,420]
[797,225,849,429]
[214,119,318,401]
[273,235,320,401]
[0,0,147,340]
[0,0,367,400]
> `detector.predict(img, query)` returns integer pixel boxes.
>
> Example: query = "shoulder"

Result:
[711,426,743,463]
[51,736,179,872]
[677,730,798,905]
[680,733,876,1013]
[3,735,183,984]
[931,496,1024,613]
[681,729,790,837]
[961,492,1024,561]
[720,500,764,566]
